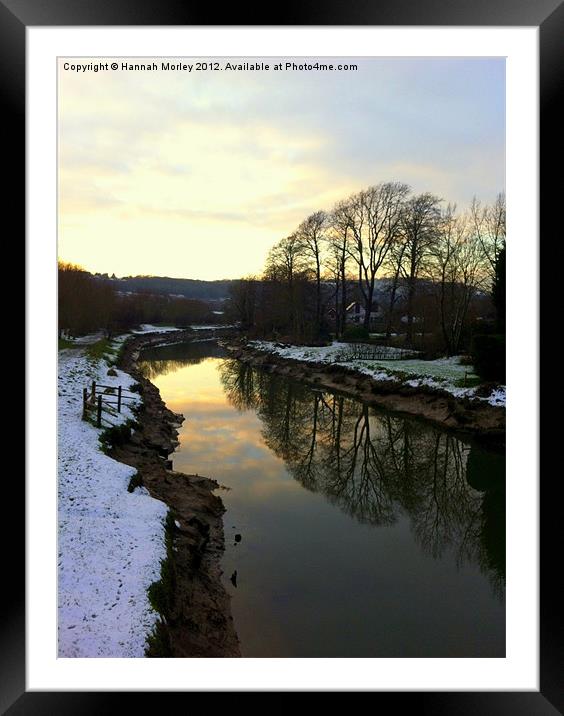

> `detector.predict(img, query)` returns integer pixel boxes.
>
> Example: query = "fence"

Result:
[336,344,419,362]
[81,380,139,428]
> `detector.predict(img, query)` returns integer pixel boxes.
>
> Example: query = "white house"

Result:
[345,301,385,329]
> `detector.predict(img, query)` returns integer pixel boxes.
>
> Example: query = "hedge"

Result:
[470,334,505,382]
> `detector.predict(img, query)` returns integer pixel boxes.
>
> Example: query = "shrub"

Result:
[58,337,79,350]
[85,338,112,361]
[146,620,172,658]
[146,509,177,658]
[99,420,136,452]
[470,334,505,382]
[341,325,370,343]
[127,472,143,493]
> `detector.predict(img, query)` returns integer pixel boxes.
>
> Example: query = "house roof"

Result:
[346,301,380,313]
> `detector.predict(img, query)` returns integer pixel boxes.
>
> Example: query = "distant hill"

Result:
[98,274,458,305]
[109,276,236,300]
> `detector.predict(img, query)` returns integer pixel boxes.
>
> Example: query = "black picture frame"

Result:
[10,0,562,711]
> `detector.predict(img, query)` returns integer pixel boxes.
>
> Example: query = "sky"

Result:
[58,57,505,280]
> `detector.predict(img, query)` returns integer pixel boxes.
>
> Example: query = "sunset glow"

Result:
[58,57,505,279]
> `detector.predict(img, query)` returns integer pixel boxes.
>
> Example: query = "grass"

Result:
[145,510,177,657]
[147,511,176,615]
[261,341,493,394]
[454,375,482,389]
[127,472,143,493]
[85,338,114,361]
[98,419,139,454]
[58,337,81,350]
[114,340,127,365]
[261,341,484,388]
[145,620,172,658]
[84,335,131,368]
[351,356,479,384]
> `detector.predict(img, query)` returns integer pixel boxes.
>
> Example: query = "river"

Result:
[138,340,505,658]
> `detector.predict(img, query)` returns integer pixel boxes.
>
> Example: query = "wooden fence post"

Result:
[82,388,88,420]
[117,385,122,413]
[91,381,97,401]
[97,395,102,428]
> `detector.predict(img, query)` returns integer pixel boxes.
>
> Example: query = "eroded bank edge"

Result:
[112,329,240,657]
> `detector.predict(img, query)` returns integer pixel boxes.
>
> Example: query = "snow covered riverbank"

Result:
[131,324,184,334]
[249,341,506,408]
[58,339,168,657]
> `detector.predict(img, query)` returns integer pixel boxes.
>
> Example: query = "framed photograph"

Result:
[12,0,560,709]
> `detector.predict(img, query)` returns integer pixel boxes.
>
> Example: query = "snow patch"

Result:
[248,341,505,407]
[189,324,232,330]
[132,324,183,334]
[58,341,168,657]
[486,386,506,407]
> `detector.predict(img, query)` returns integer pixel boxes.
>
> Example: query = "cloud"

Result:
[58,56,505,278]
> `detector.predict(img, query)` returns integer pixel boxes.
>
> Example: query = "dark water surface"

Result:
[139,341,505,657]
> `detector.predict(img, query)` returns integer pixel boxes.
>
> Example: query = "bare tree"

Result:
[430,206,485,354]
[382,230,409,339]
[399,192,442,345]
[470,192,506,286]
[326,200,354,337]
[344,182,410,331]
[296,211,327,336]
[229,275,259,330]
[265,233,304,284]
[264,234,312,339]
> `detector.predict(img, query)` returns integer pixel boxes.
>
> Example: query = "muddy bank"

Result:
[113,330,240,657]
[223,341,505,444]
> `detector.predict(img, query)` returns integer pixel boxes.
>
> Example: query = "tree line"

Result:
[114,275,235,300]
[58,261,216,337]
[230,184,506,354]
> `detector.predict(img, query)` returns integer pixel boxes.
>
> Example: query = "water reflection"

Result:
[218,358,505,594]
[139,340,225,379]
[139,342,505,656]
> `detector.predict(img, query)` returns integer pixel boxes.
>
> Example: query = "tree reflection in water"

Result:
[218,358,505,596]
[138,341,226,380]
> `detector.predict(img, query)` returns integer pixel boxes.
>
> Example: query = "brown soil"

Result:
[112,329,241,657]
[223,341,505,443]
